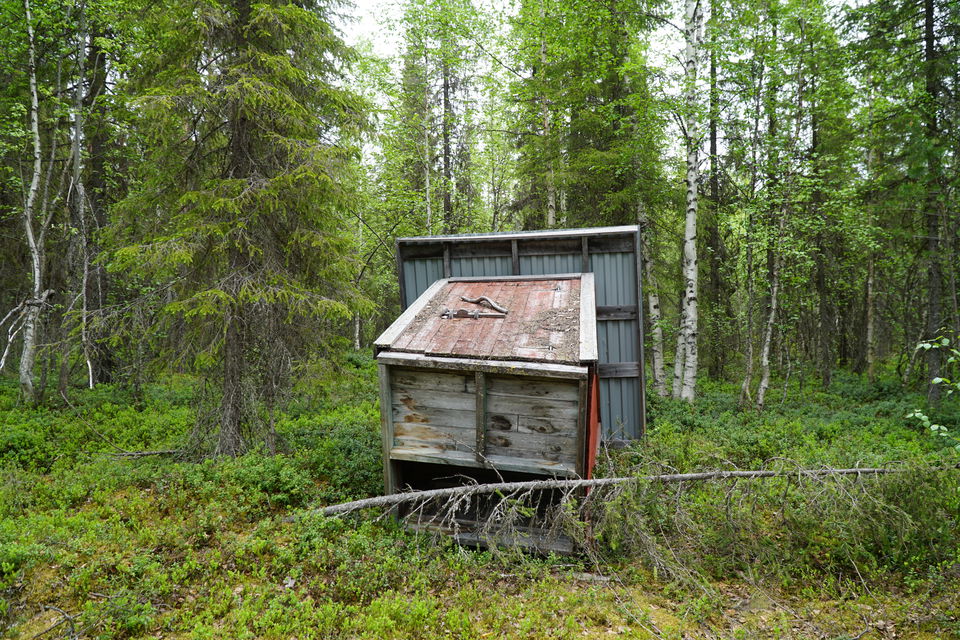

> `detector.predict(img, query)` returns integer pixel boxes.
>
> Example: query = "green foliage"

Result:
[2,370,960,638]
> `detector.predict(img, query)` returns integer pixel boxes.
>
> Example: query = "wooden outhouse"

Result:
[374,274,601,501]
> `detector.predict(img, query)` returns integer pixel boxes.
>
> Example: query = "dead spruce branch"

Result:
[308,465,955,518]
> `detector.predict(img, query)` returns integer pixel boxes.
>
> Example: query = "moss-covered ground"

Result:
[2,357,959,639]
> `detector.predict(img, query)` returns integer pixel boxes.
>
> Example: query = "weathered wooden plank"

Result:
[511,239,520,275]
[486,375,579,401]
[392,403,476,430]
[376,352,589,380]
[486,394,579,421]
[390,368,475,394]
[377,278,449,351]
[580,273,598,363]
[389,447,578,477]
[391,387,475,412]
[393,423,476,453]
[484,430,577,464]
[486,412,517,432]
[378,364,396,495]
[517,415,577,435]
[576,378,588,477]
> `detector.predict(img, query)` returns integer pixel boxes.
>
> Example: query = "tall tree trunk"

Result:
[71,7,94,390]
[19,0,44,404]
[866,255,876,382]
[639,206,667,396]
[423,50,433,233]
[217,302,245,457]
[672,300,686,400]
[442,60,453,233]
[678,0,703,403]
[922,0,943,405]
[539,0,556,227]
[738,221,755,407]
[756,210,786,410]
[706,10,725,379]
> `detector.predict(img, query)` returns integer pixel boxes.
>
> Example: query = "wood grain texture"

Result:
[386,278,585,365]
[376,352,589,379]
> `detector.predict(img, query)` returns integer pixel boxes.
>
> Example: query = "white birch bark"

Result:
[866,255,875,383]
[19,0,44,403]
[672,300,685,399]
[678,0,703,403]
[639,208,667,396]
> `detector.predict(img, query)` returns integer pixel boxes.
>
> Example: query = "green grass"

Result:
[1,360,959,639]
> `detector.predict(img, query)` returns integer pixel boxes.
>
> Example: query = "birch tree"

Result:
[676,0,704,402]
[17,0,52,404]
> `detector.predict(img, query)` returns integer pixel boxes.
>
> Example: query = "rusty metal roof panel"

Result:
[376,275,597,366]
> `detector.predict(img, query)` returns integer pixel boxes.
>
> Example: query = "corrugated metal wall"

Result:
[398,230,644,440]
[451,256,512,278]
[403,258,443,307]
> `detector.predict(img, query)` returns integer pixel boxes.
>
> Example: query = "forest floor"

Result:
[2,355,959,639]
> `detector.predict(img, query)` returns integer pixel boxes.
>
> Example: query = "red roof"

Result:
[382,277,588,365]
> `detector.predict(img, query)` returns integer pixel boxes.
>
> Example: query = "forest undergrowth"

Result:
[1,354,959,639]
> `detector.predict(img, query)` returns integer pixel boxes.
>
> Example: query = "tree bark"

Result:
[756,210,786,410]
[866,255,876,383]
[19,0,44,404]
[441,59,453,233]
[423,50,433,233]
[678,0,703,403]
[922,0,943,406]
[673,290,686,399]
[71,7,94,390]
[706,9,726,380]
[539,0,556,227]
[639,206,667,396]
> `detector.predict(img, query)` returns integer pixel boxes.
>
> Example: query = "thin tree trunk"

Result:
[922,0,942,406]
[540,0,555,227]
[71,7,94,389]
[739,211,755,408]
[441,60,453,233]
[423,50,432,233]
[672,291,685,399]
[706,8,724,380]
[19,0,44,404]
[679,0,703,403]
[756,210,786,410]
[866,255,876,383]
[639,206,666,396]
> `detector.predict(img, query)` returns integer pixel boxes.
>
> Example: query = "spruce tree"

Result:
[112,0,368,455]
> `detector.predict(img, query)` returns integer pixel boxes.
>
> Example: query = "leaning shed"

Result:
[395,226,646,441]
[374,274,602,504]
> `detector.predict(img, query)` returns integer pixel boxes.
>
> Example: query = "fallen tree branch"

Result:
[303,465,959,518]
[109,449,182,459]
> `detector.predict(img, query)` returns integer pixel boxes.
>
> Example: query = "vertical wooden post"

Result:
[581,237,589,273]
[475,371,487,464]
[378,364,396,494]
[511,239,520,275]
[576,378,588,477]
[442,243,452,278]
